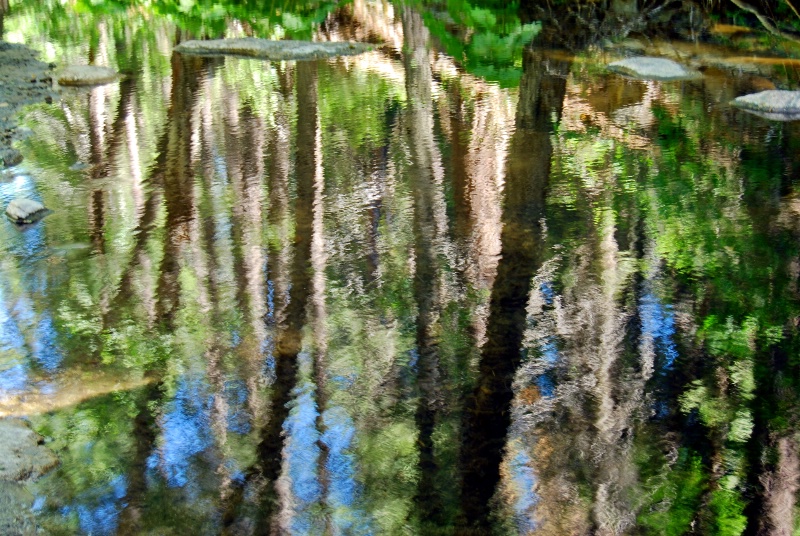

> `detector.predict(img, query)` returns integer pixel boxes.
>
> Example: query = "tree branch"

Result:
[729,0,800,42]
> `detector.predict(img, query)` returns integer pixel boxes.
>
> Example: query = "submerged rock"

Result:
[0,148,22,167]
[0,369,155,418]
[0,482,38,535]
[174,38,373,61]
[0,420,55,533]
[607,57,701,81]
[57,65,119,86]
[68,161,88,171]
[5,198,47,224]
[0,419,58,481]
[731,90,800,121]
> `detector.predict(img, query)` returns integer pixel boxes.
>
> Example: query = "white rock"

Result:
[57,65,119,86]
[731,90,800,121]
[607,57,702,81]
[174,38,373,61]
[5,198,46,223]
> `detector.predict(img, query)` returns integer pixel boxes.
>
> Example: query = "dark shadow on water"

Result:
[116,381,162,533]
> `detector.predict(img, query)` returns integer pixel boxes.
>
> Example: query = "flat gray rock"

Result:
[57,65,119,86]
[5,198,46,224]
[174,38,373,61]
[731,90,800,121]
[0,419,58,481]
[607,57,702,81]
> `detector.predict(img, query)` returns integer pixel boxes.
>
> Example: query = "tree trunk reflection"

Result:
[459,47,570,532]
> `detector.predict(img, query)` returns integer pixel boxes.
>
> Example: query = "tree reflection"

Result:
[402,7,446,525]
[458,44,570,532]
[6,0,800,533]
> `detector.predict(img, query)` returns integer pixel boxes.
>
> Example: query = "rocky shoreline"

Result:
[0,41,56,167]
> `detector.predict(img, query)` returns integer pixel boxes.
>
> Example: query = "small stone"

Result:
[57,65,119,86]
[607,56,702,81]
[731,90,800,121]
[5,198,47,224]
[0,103,8,108]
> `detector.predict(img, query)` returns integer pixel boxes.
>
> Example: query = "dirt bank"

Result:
[0,41,57,167]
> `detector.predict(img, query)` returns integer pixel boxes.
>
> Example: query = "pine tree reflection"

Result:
[459,46,570,531]
[118,44,208,533]
[402,7,446,525]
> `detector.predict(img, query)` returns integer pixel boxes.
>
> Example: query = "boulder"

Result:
[5,198,47,224]
[174,38,373,61]
[607,57,702,81]
[57,65,119,86]
[0,419,58,482]
[731,90,800,121]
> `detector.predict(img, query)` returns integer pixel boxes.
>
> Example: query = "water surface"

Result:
[2,0,800,534]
